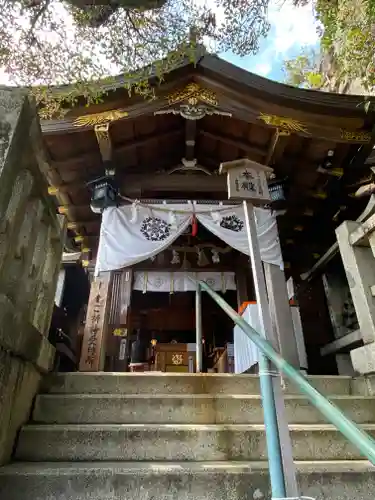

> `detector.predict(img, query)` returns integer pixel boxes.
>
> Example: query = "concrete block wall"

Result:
[0,89,65,464]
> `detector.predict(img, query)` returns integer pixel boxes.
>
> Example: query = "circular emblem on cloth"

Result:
[140,217,171,241]
[220,215,244,232]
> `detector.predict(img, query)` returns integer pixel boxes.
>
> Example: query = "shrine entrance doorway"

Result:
[127,277,238,373]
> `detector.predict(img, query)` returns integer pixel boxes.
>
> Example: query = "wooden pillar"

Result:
[236,268,248,310]
[264,263,300,368]
[110,268,133,371]
[79,272,113,372]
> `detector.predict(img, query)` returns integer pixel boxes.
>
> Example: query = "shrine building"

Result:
[42,51,375,377]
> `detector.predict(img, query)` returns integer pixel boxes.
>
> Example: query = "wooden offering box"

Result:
[153,343,196,372]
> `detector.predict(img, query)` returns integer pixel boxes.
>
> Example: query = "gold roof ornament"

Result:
[340,129,372,143]
[156,82,231,121]
[168,82,218,107]
[73,109,129,127]
[259,113,309,136]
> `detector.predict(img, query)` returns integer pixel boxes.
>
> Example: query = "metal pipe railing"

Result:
[197,278,375,465]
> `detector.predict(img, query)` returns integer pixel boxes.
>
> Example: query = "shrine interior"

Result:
[105,223,249,372]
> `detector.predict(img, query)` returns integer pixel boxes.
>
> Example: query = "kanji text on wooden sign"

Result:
[219,158,273,204]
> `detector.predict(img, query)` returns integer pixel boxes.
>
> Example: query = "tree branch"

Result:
[27,0,51,44]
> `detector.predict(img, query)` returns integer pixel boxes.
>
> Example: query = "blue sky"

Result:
[222,0,320,83]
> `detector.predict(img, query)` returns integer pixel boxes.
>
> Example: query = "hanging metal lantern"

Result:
[268,178,287,202]
[87,175,118,214]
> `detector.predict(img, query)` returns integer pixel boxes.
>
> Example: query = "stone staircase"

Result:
[0,373,375,499]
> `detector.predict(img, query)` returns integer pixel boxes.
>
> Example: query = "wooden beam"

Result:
[67,220,100,231]
[50,128,184,170]
[95,123,112,163]
[50,151,101,171]
[123,173,226,194]
[199,130,267,157]
[115,128,184,157]
[185,120,196,161]
[48,172,226,194]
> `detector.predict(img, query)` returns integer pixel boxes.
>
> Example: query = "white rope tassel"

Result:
[171,250,180,265]
[211,210,221,224]
[168,210,177,231]
[130,201,139,224]
[212,249,220,264]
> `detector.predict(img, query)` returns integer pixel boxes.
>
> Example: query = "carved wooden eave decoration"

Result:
[155,82,232,121]
[340,129,372,143]
[73,109,128,163]
[258,113,310,137]
[72,109,129,127]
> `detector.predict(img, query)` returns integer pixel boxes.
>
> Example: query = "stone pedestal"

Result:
[336,353,355,376]
[352,373,375,394]
[336,220,375,374]
[290,304,308,372]
[350,343,375,375]
[336,221,375,345]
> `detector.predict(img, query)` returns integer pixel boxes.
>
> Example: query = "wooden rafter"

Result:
[199,130,266,157]
[48,127,184,171]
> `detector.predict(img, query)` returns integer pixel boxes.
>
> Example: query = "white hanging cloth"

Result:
[95,203,283,274]
[133,271,236,293]
[196,205,282,269]
[95,205,192,275]
[234,303,261,373]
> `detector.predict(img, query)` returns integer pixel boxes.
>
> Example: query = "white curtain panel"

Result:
[96,203,283,274]
[197,205,282,269]
[95,205,192,274]
[133,271,237,293]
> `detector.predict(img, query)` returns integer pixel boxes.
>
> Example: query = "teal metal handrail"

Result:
[197,279,375,465]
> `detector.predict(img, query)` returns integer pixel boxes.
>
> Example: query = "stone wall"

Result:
[0,89,65,464]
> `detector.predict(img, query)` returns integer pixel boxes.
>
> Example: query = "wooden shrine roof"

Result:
[39,52,375,275]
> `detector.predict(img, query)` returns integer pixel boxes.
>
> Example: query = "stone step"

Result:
[15,424,375,462]
[43,373,353,396]
[0,461,374,500]
[33,393,375,425]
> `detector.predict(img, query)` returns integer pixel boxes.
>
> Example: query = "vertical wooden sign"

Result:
[115,269,133,371]
[79,272,112,371]
[108,268,133,371]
